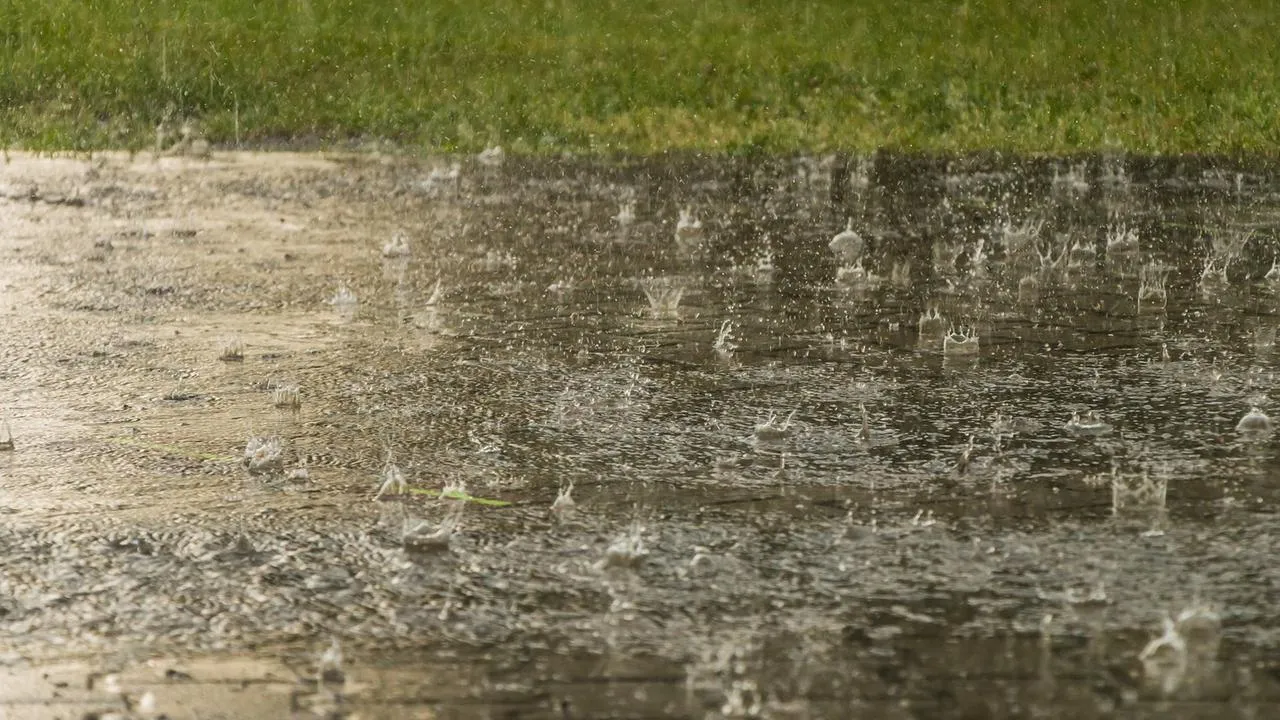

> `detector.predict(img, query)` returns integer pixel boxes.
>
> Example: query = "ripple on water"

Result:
[3,152,1280,716]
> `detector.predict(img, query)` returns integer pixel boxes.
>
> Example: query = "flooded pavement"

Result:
[2,150,1280,718]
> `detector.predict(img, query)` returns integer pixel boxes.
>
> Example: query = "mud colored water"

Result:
[2,152,1280,718]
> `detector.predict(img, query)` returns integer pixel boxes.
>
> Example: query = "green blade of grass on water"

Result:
[408,487,511,507]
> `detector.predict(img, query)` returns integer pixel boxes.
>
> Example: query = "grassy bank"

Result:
[2,0,1278,154]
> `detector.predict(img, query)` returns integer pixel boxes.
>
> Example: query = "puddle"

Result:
[2,151,1280,716]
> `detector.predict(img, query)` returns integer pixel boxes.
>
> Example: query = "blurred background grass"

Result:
[2,0,1277,153]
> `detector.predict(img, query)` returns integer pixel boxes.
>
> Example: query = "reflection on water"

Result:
[3,152,1280,716]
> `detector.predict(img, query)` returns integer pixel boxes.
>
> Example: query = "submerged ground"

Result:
[1,150,1279,718]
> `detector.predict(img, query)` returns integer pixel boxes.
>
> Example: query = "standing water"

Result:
[1,152,1279,717]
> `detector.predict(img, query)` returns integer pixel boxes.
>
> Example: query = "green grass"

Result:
[2,0,1278,154]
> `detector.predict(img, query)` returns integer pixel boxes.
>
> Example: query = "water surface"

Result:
[1,151,1279,718]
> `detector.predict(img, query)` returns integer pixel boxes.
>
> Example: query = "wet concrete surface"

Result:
[2,150,1280,717]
